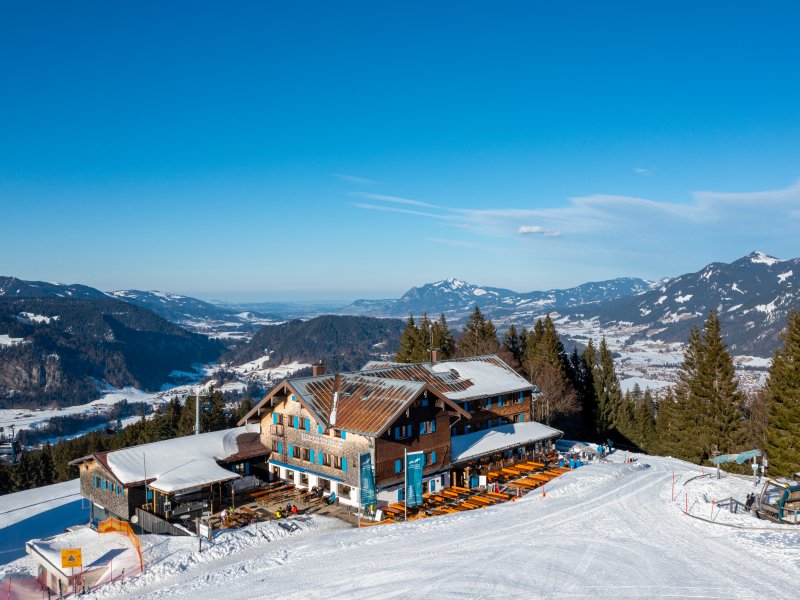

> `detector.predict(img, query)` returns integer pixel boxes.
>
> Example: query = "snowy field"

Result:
[3,452,798,599]
[0,479,88,565]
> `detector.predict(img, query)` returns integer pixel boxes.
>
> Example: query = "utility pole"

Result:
[195,386,201,436]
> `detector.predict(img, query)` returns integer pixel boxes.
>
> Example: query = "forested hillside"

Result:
[227,315,405,372]
[0,298,223,408]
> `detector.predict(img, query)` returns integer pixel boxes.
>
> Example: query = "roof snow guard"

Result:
[360,355,533,401]
[289,374,466,437]
[99,426,264,493]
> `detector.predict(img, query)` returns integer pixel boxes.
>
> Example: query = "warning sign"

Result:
[61,548,82,568]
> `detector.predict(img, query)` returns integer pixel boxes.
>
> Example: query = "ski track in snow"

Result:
[36,454,792,600]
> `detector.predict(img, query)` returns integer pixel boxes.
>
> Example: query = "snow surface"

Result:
[750,251,780,266]
[451,422,561,462]
[0,334,25,347]
[29,526,136,576]
[0,479,87,565]
[105,427,252,492]
[778,270,793,283]
[431,360,530,399]
[18,312,59,324]
[1,452,793,599]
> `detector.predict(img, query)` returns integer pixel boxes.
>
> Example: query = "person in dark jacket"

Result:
[745,492,755,512]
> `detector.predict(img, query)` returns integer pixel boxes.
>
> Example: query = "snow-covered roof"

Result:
[103,427,258,493]
[360,355,533,401]
[451,422,562,463]
[27,526,137,576]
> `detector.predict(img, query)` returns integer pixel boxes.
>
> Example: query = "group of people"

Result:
[275,503,299,519]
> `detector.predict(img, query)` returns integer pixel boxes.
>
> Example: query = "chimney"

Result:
[312,361,326,377]
[431,349,440,363]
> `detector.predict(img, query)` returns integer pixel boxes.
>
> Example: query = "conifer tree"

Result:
[432,314,456,359]
[457,306,500,356]
[593,337,621,438]
[764,310,800,476]
[696,311,744,456]
[503,324,524,368]
[635,388,657,452]
[396,315,422,362]
[582,338,599,436]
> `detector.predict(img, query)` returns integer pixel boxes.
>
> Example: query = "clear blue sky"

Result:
[2,1,799,301]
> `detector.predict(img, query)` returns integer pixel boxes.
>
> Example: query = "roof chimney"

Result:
[431,349,440,363]
[312,361,326,377]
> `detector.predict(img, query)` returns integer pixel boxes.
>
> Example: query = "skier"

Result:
[745,493,755,512]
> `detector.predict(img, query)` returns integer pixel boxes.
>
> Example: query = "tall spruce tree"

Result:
[593,337,621,438]
[432,314,456,359]
[764,310,800,476]
[581,338,600,437]
[396,315,422,362]
[457,306,500,356]
[696,311,744,457]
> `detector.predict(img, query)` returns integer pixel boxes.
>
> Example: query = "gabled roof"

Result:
[451,422,562,463]
[77,427,267,493]
[360,355,533,401]
[240,373,469,437]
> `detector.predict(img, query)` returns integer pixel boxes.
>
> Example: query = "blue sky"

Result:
[2,1,799,301]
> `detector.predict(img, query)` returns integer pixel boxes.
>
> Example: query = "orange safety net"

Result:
[97,517,144,572]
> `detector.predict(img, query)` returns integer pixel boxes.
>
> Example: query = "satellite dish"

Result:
[131,515,139,524]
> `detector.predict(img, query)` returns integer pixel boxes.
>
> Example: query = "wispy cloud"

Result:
[334,173,377,185]
[517,225,562,237]
[350,192,440,209]
[350,179,800,265]
[425,237,477,248]
[633,167,655,177]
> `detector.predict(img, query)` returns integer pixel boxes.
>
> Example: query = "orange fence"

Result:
[98,517,144,572]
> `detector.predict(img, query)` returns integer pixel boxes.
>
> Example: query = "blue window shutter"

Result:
[394,426,400,440]
[432,419,436,433]
[487,398,492,409]
[395,459,402,473]
[520,414,525,422]
[318,425,323,434]
[342,457,347,472]
[420,422,425,436]
[519,391,524,402]
[272,413,278,425]
[431,480,436,492]
[288,444,293,457]
[305,418,310,431]
[309,450,315,463]
[422,398,428,407]
[318,452,324,465]
[398,487,404,502]
[432,451,437,464]
[341,430,346,440]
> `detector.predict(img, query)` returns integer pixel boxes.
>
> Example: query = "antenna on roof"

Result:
[330,374,340,427]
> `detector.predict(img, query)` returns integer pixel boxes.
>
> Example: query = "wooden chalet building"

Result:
[239,355,562,508]
[72,427,268,533]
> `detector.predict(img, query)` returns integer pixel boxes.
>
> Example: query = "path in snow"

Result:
[75,454,799,600]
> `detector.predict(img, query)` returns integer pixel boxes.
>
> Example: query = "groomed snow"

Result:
[431,360,530,400]
[451,422,562,463]
[0,479,87,565]
[29,526,137,576]
[3,452,799,598]
[105,427,253,493]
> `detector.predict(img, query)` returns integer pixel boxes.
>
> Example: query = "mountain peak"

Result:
[747,251,780,266]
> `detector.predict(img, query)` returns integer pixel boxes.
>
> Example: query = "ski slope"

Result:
[3,453,799,599]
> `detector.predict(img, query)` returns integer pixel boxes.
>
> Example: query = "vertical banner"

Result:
[405,451,425,507]
[359,452,376,509]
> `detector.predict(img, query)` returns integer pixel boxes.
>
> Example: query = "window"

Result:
[426,451,437,466]
[340,484,352,497]
[320,452,332,467]
[271,440,281,453]
[430,479,437,492]
[421,397,429,407]
[497,395,504,407]
[398,487,405,502]
[290,394,296,402]
[517,391,524,404]
[515,413,525,423]
[332,455,347,471]
[420,420,436,435]
[487,397,492,409]
[393,424,412,440]
[301,447,310,461]
[333,429,346,439]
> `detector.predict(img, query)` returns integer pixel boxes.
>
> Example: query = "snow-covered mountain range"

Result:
[340,277,654,321]
[557,251,799,357]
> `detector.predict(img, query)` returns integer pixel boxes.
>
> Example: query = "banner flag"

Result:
[406,451,425,507]
[359,452,376,508]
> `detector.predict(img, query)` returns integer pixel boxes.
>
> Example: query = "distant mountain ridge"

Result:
[339,276,654,321]
[557,251,800,357]
[0,296,223,408]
